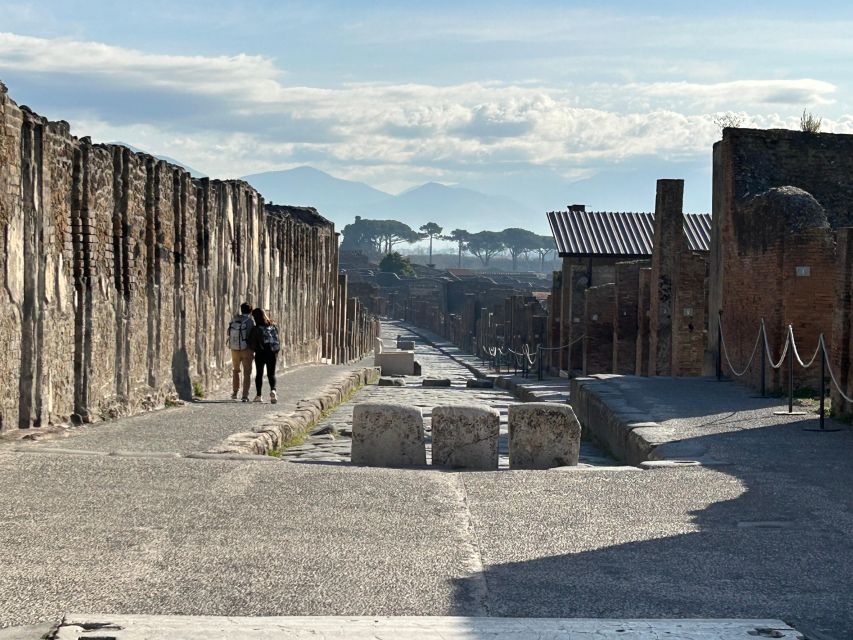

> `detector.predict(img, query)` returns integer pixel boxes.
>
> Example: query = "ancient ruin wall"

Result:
[0,85,351,430]
[709,127,853,381]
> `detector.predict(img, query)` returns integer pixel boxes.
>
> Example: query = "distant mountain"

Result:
[109,142,207,178]
[242,167,539,232]
[243,166,390,214]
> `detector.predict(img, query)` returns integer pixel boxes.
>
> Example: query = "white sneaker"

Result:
[270,390,277,404]
[253,395,264,403]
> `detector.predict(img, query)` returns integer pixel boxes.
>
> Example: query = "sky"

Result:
[1,0,852,220]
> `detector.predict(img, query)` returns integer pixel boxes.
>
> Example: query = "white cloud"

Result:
[1,32,850,194]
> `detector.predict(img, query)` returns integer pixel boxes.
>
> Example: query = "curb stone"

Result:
[206,367,380,456]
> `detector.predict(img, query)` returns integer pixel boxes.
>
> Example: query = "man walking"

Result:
[228,302,255,401]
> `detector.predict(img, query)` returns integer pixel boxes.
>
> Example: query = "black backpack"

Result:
[259,325,280,352]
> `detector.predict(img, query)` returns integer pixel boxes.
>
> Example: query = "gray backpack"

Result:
[228,315,253,350]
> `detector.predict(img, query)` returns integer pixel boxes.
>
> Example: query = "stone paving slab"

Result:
[39,615,800,639]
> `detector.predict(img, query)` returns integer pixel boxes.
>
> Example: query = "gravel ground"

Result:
[0,322,851,638]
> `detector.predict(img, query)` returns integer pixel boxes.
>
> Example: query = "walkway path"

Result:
[0,320,851,638]
[1,360,372,456]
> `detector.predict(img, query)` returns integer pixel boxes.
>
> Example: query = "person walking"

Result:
[228,302,255,402]
[247,307,280,404]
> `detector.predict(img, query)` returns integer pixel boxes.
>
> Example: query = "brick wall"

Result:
[672,252,708,376]
[635,267,652,375]
[613,260,648,374]
[583,283,615,375]
[0,85,374,430]
[710,127,853,386]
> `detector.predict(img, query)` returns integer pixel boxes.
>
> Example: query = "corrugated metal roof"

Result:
[547,210,711,257]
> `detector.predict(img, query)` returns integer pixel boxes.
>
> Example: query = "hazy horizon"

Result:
[2,1,851,231]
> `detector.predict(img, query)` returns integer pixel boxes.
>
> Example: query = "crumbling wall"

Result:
[0,85,370,431]
[710,127,853,384]
[712,137,837,391]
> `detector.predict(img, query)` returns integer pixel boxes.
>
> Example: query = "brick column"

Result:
[648,179,684,376]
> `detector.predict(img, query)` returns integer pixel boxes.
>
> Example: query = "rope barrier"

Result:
[762,321,790,370]
[719,320,762,377]
[820,335,853,405]
[789,327,822,369]
[718,315,853,416]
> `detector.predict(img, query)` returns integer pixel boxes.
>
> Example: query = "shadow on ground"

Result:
[450,419,853,638]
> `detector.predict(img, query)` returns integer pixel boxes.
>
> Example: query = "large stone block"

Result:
[351,403,426,467]
[508,403,581,469]
[431,405,500,470]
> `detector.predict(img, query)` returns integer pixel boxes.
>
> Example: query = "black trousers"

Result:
[254,350,278,395]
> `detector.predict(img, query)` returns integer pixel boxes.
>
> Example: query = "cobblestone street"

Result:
[281,322,616,468]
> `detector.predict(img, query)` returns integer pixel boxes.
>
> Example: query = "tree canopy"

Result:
[340,217,421,256]
[379,251,415,277]
[465,231,505,266]
[499,227,541,271]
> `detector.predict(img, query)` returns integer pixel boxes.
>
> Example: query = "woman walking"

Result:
[248,307,281,404]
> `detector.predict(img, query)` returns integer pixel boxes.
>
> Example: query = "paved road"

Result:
[283,324,614,467]
[0,321,851,638]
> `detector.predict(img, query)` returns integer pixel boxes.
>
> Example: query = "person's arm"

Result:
[247,326,259,352]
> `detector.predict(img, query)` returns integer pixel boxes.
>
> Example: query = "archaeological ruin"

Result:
[0,83,377,431]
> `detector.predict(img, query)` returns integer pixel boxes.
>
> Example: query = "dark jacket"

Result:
[247,324,279,352]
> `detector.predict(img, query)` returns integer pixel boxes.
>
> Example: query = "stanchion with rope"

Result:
[802,335,842,432]
[720,314,844,431]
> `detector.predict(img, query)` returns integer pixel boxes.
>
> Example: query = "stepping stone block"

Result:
[508,403,581,469]
[351,403,426,467]
[423,378,451,387]
[432,405,500,470]
[396,339,416,350]
[466,378,494,389]
[378,377,406,387]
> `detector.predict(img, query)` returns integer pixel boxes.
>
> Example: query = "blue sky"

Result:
[1,0,851,220]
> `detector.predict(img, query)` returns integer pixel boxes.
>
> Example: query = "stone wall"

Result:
[0,85,374,430]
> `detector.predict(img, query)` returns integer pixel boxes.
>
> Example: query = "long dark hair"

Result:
[251,307,274,326]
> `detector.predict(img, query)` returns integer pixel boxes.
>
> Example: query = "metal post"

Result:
[788,337,794,414]
[537,346,543,381]
[716,312,723,381]
[760,330,766,398]
[819,346,826,430]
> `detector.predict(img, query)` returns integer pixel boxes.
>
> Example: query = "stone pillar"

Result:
[648,179,684,376]
[635,267,652,375]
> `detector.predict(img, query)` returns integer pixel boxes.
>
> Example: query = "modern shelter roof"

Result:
[546,209,711,257]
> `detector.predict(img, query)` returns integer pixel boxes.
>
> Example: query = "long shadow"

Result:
[449,417,853,638]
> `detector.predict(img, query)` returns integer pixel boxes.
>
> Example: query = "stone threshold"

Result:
[11,615,801,639]
[205,367,381,456]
